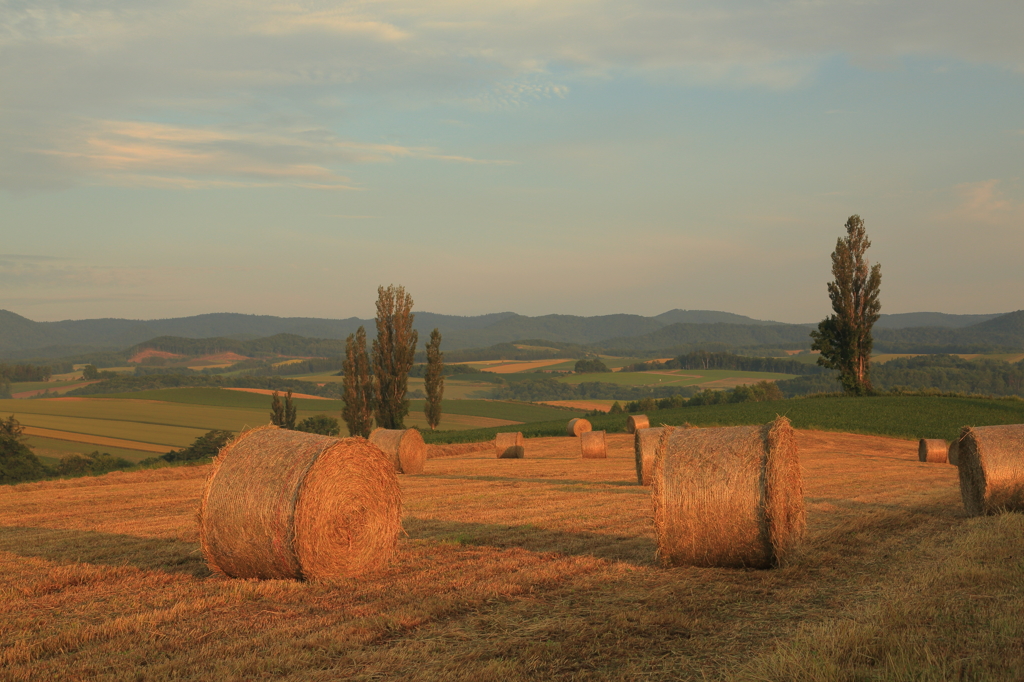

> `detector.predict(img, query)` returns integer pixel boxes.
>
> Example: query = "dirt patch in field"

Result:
[19,427,172,453]
[128,349,183,363]
[482,359,574,374]
[541,400,613,413]
[223,387,330,400]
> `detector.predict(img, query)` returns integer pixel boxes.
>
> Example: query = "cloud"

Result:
[3,0,1022,190]
[1,118,510,190]
[950,179,1024,225]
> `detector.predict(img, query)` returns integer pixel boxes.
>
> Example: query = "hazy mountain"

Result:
[874,312,1003,329]
[2,308,1020,360]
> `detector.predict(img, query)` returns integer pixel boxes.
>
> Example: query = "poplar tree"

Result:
[270,391,285,426]
[810,215,882,395]
[424,328,444,430]
[284,391,297,430]
[342,326,374,437]
[372,285,418,429]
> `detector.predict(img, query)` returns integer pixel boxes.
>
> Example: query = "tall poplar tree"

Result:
[810,215,882,395]
[270,391,285,426]
[342,326,374,437]
[372,285,418,429]
[424,328,444,430]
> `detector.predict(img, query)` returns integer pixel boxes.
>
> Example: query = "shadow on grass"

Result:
[403,517,657,566]
[0,526,211,578]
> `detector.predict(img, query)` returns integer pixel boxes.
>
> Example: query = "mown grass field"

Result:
[1,430,1021,679]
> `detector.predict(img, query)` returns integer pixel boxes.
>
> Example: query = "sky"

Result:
[2,0,1022,324]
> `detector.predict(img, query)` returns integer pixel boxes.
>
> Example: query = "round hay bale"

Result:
[634,427,663,485]
[957,424,1024,516]
[198,427,401,580]
[368,428,426,475]
[580,430,607,459]
[918,439,948,464]
[627,414,650,434]
[567,418,592,437]
[495,432,525,459]
[651,417,805,569]
[948,439,960,467]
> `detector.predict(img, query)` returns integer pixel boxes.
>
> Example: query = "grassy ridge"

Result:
[557,369,798,386]
[421,395,1024,444]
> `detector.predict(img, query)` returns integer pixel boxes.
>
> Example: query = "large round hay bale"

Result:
[567,418,592,437]
[957,424,1024,516]
[627,414,650,434]
[634,427,663,485]
[580,430,607,459]
[495,432,525,459]
[368,428,426,475]
[918,439,948,463]
[198,427,401,580]
[651,417,805,569]
[948,439,960,466]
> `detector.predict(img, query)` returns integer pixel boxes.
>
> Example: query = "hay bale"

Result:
[198,427,401,580]
[957,424,1024,516]
[627,414,650,434]
[634,427,663,485]
[495,432,525,459]
[948,439,960,467]
[368,428,426,475]
[651,417,805,569]
[918,439,948,464]
[580,430,607,458]
[567,418,592,437]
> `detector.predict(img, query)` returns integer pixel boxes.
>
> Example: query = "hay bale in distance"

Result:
[635,427,663,485]
[918,439,948,464]
[580,430,607,458]
[948,439,960,467]
[567,418,592,437]
[369,428,426,475]
[651,417,805,569]
[495,432,525,459]
[957,424,1024,516]
[198,427,401,580]
[627,414,650,434]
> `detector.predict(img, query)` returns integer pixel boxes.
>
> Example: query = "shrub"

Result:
[295,414,341,436]
[162,430,234,463]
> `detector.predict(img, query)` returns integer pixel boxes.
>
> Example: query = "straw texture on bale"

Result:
[198,427,401,580]
[567,418,592,437]
[580,430,607,459]
[369,428,426,475]
[627,415,650,434]
[635,427,663,485]
[651,417,805,569]
[918,439,948,464]
[957,424,1024,516]
[636,424,696,486]
[495,432,525,459]
[948,439,960,467]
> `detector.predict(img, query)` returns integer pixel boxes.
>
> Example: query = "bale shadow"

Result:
[403,517,657,566]
[0,526,211,577]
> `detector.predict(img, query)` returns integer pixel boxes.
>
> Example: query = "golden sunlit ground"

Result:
[1,430,1022,680]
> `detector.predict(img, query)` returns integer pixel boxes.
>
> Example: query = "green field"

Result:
[23,436,156,464]
[422,395,1024,444]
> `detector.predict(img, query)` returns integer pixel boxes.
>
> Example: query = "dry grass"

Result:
[1,430,1022,680]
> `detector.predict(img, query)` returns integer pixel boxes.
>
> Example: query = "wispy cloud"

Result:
[950,179,1024,225]
[4,119,510,190]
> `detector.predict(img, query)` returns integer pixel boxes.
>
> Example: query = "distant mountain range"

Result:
[0,308,1020,360]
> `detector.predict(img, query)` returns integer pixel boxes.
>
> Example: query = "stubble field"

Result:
[2,429,1022,680]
